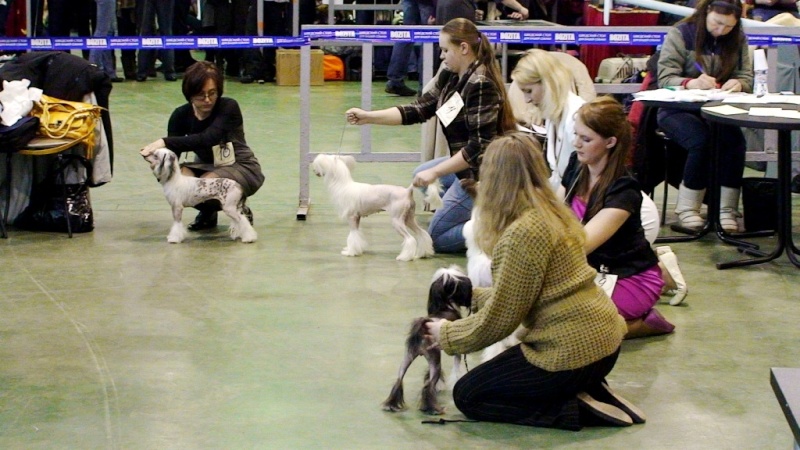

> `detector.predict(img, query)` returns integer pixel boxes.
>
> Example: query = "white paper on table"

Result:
[749,107,785,116]
[723,94,800,105]
[772,110,800,119]
[745,108,800,119]
[634,88,746,103]
[517,123,546,135]
[702,105,749,115]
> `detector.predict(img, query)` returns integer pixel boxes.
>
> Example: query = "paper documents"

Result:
[517,123,546,135]
[722,94,800,105]
[633,88,747,103]
[702,105,748,115]
[753,108,800,119]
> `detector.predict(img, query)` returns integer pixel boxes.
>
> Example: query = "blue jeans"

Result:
[386,0,434,87]
[657,110,746,190]
[137,0,175,78]
[89,0,117,79]
[414,157,471,253]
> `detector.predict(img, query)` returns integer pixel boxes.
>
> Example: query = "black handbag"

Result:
[13,154,94,233]
[0,116,39,152]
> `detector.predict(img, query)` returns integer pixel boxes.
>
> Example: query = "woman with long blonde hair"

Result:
[511,49,587,189]
[425,132,642,430]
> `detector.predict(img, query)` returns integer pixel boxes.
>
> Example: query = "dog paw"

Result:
[341,249,360,257]
[167,237,183,244]
[381,403,406,413]
[395,254,414,262]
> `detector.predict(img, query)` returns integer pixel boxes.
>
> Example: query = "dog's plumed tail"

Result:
[423,180,443,211]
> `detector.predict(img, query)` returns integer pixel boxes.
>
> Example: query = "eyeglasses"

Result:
[191,90,218,102]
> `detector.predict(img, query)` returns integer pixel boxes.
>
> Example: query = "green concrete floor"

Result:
[1,77,799,449]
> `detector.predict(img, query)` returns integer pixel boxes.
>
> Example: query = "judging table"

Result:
[637,97,790,268]
[701,100,800,268]
[771,368,800,449]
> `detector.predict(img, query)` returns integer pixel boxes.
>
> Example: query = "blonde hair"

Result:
[511,49,574,123]
[475,132,584,255]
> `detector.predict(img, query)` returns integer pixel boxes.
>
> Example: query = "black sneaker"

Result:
[188,211,218,231]
[792,174,800,194]
[240,75,254,84]
[385,83,417,97]
[241,206,253,225]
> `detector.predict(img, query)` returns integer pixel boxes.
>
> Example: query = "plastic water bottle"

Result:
[753,49,768,97]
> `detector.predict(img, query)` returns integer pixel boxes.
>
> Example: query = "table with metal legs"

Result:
[702,101,800,269]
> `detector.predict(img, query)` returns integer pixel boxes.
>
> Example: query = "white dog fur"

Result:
[311,153,434,261]
[462,210,527,365]
[144,148,257,244]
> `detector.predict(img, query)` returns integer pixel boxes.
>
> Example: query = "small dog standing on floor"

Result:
[143,148,257,244]
[382,266,473,414]
[311,153,434,261]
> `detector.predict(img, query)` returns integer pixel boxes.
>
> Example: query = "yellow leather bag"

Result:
[30,94,103,158]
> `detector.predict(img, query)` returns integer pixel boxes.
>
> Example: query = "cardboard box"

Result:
[276,49,325,86]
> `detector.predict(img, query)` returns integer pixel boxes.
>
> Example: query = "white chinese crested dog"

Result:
[143,148,257,244]
[311,153,435,261]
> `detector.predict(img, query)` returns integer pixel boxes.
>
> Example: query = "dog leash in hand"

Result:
[337,117,348,155]
[421,418,480,425]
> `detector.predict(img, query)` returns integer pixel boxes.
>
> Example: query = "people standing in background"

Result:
[750,0,799,21]
[173,0,201,73]
[117,0,137,80]
[384,0,434,96]
[90,0,123,82]
[48,0,95,59]
[137,0,178,81]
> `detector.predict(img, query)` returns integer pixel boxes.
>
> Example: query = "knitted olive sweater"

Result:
[439,209,626,372]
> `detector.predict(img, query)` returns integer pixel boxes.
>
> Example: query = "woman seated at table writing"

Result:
[657,0,752,233]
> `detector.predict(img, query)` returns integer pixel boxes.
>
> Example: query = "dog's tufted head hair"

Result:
[311,154,356,178]
[144,147,179,184]
[428,265,472,318]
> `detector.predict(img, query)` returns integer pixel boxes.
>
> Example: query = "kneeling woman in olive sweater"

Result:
[425,133,643,430]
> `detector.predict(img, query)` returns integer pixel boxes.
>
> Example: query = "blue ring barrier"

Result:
[0,26,797,50]
[301,27,800,46]
[0,35,309,51]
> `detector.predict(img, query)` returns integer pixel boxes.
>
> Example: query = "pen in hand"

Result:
[693,62,720,88]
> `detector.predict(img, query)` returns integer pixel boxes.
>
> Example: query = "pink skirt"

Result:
[571,196,664,321]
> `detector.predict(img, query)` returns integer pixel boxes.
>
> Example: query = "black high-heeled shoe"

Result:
[188,211,218,231]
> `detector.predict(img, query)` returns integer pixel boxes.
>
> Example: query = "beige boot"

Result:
[719,186,742,233]
[656,246,688,306]
[675,184,705,230]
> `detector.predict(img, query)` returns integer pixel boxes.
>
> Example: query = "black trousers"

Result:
[453,345,620,431]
